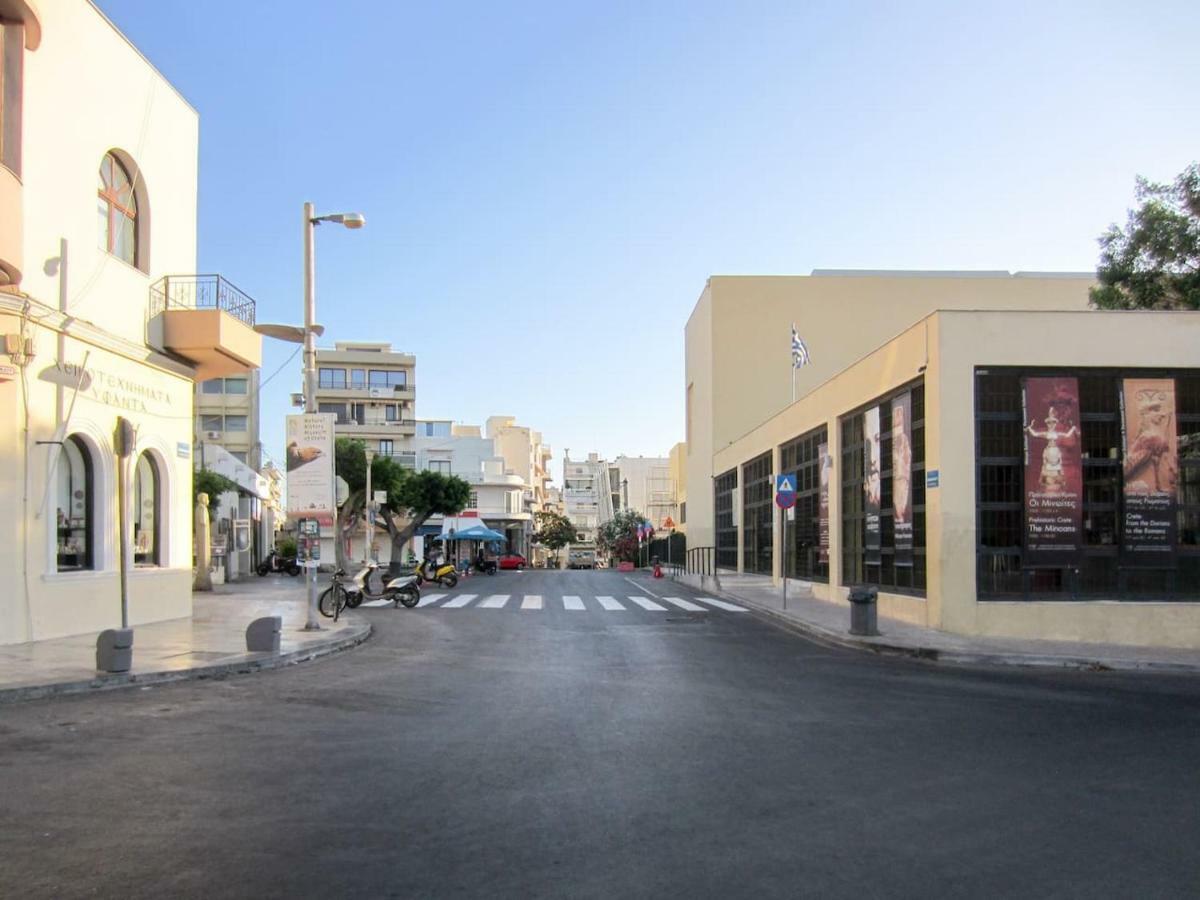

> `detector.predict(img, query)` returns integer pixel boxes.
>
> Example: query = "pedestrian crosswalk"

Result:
[375,593,747,614]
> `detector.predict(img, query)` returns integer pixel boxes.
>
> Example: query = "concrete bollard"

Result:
[245,616,282,653]
[848,586,879,636]
[96,628,134,673]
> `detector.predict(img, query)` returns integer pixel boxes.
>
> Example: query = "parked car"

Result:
[498,553,527,570]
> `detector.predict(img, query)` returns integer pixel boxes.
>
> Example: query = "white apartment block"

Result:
[563,452,615,543]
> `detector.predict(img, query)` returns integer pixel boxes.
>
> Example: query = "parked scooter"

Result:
[419,556,459,588]
[339,563,420,610]
[257,549,300,577]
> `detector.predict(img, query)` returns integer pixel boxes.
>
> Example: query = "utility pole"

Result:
[301,201,320,630]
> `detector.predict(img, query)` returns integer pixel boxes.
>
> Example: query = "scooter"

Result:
[344,563,421,609]
[257,549,300,577]
[418,558,459,588]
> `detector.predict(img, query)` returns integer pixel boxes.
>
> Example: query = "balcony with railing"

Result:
[149,275,261,380]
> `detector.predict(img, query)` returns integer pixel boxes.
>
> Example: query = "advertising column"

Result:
[864,407,882,566]
[891,392,913,566]
[1120,379,1179,562]
[286,414,336,565]
[1021,378,1083,564]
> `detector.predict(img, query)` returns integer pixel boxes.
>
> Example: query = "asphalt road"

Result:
[2,568,1199,899]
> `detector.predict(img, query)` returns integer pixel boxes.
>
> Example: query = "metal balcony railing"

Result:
[150,275,256,326]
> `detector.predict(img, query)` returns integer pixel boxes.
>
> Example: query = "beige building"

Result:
[0,0,260,644]
[486,416,553,517]
[611,454,677,528]
[315,341,416,464]
[685,271,1200,649]
[668,441,687,534]
[196,370,259,466]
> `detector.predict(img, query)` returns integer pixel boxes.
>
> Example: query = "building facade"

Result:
[668,441,687,534]
[196,370,260,466]
[314,341,416,465]
[611,454,677,528]
[563,452,615,545]
[686,271,1200,649]
[0,0,260,644]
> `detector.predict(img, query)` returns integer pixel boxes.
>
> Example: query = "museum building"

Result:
[685,272,1200,649]
[0,0,260,645]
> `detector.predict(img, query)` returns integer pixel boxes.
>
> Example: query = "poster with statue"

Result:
[863,406,882,565]
[1120,378,1178,560]
[1021,377,1083,564]
[891,391,914,566]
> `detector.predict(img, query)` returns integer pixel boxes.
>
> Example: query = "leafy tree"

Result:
[334,439,471,568]
[534,512,578,565]
[1091,163,1200,310]
[597,508,653,564]
[193,468,239,504]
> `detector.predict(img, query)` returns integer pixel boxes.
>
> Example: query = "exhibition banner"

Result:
[1021,377,1083,564]
[285,413,337,519]
[864,406,882,565]
[818,442,830,565]
[1121,378,1178,560]
[892,391,914,566]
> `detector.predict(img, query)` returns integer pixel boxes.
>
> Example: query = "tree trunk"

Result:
[335,487,365,572]
[380,510,431,570]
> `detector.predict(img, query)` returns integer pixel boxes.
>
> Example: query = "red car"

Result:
[498,553,526,570]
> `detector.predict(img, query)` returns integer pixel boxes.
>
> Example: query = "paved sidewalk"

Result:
[666,571,1200,673]
[0,577,370,702]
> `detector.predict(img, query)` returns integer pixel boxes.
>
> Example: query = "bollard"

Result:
[96,628,134,673]
[847,586,879,636]
[245,616,283,653]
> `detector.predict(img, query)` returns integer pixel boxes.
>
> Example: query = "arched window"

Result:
[133,452,161,566]
[98,152,138,267]
[56,436,94,571]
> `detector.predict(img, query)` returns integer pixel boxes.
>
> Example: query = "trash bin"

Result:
[847,586,878,636]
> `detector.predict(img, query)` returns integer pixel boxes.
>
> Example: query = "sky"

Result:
[97,0,1200,484]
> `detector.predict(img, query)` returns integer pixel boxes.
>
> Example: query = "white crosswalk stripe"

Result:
[562,595,586,610]
[595,595,625,611]
[663,597,706,612]
[479,594,510,608]
[696,596,748,612]
[521,595,542,610]
[416,592,446,608]
[628,595,667,611]
[441,593,477,608]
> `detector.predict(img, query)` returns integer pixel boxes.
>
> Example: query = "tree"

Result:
[334,439,471,568]
[1091,163,1200,311]
[534,511,578,565]
[193,468,239,503]
[597,508,652,564]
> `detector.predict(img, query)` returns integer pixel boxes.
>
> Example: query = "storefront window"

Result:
[56,436,93,571]
[741,452,773,575]
[975,369,1200,600]
[841,382,926,595]
[714,468,737,569]
[780,426,829,583]
[133,452,160,566]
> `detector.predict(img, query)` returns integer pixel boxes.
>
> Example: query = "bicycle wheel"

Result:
[318,583,344,619]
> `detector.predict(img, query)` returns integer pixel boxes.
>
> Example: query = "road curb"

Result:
[0,617,373,704]
[668,576,1200,675]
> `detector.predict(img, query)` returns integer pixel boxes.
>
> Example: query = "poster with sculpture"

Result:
[864,406,882,565]
[891,391,913,566]
[1121,379,1178,560]
[1022,377,1083,564]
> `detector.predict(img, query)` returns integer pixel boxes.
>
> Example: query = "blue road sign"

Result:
[775,474,797,494]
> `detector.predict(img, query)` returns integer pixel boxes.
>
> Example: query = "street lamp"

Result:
[256,203,365,631]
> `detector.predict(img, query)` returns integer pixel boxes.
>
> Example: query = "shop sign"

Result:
[818,442,831,564]
[1021,377,1083,564]
[52,361,175,415]
[863,406,882,565]
[892,391,914,566]
[1120,378,1179,562]
[286,414,336,517]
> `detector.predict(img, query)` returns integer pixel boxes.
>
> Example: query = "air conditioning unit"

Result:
[368,387,389,399]
[205,430,222,440]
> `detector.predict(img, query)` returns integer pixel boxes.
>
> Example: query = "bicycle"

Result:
[318,568,350,621]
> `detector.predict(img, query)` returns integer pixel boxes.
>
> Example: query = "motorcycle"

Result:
[337,563,421,611]
[257,549,300,577]
[418,557,459,588]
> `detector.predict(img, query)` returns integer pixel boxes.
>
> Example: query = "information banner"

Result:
[1121,378,1178,561]
[891,391,914,566]
[286,414,336,519]
[864,406,882,565]
[818,442,831,565]
[1021,377,1083,564]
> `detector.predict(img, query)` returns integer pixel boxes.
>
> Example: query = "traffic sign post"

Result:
[775,475,797,609]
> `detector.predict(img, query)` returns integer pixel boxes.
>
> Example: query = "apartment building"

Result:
[0,0,261,644]
[611,455,677,528]
[563,452,614,544]
[668,441,687,534]
[314,341,416,465]
[486,415,554,516]
[195,370,260,466]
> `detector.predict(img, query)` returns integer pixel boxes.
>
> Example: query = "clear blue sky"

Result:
[98,0,1200,483]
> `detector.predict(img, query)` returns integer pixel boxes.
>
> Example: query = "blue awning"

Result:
[448,525,506,542]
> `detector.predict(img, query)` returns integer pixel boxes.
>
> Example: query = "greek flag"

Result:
[791,323,811,368]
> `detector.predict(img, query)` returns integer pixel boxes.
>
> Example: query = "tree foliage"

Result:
[1091,163,1200,311]
[534,512,578,552]
[597,508,653,563]
[193,468,239,503]
[334,438,471,567]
